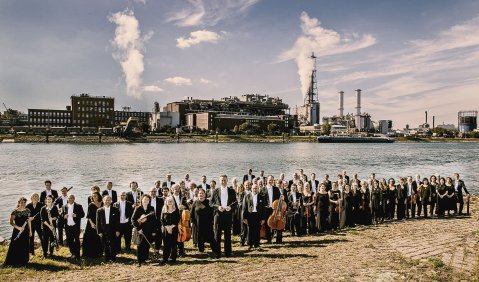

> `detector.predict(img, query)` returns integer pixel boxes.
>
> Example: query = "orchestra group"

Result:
[3,170,471,267]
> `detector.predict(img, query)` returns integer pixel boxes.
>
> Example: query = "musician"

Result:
[172,184,188,257]
[54,186,69,245]
[413,175,422,217]
[258,170,266,183]
[26,192,43,256]
[323,174,332,191]
[198,175,211,191]
[40,180,58,204]
[190,188,220,256]
[162,174,175,189]
[328,182,341,230]
[299,169,308,182]
[453,173,470,215]
[309,173,319,194]
[396,178,407,220]
[429,175,438,217]
[211,175,237,257]
[243,168,255,183]
[302,183,315,234]
[82,191,103,258]
[261,175,282,244]
[350,182,361,224]
[343,184,355,227]
[405,176,416,219]
[371,180,382,225]
[288,173,299,189]
[154,180,162,193]
[149,187,164,253]
[40,195,59,258]
[436,177,447,217]
[358,180,372,225]
[132,195,155,266]
[160,196,180,265]
[379,180,389,223]
[350,174,360,187]
[386,178,397,220]
[184,174,191,189]
[3,197,32,267]
[445,177,456,216]
[242,183,265,250]
[126,181,143,209]
[419,178,431,218]
[186,182,198,209]
[113,191,133,252]
[341,170,350,184]
[314,183,329,232]
[161,187,170,199]
[207,180,217,199]
[233,182,244,237]
[87,186,101,205]
[288,183,303,236]
[239,181,252,246]
[63,194,85,260]
[96,195,120,262]
[102,181,118,204]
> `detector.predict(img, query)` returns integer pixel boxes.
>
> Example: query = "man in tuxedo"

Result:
[172,184,188,256]
[239,181,252,245]
[198,175,210,191]
[288,173,299,189]
[54,186,69,245]
[62,194,85,259]
[102,181,118,204]
[211,175,237,257]
[454,173,470,215]
[299,169,308,182]
[342,170,350,184]
[288,183,303,236]
[154,180,162,193]
[413,175,422,217]
[323,175,332,191]
[162,174,175,189]
[96,195,120,262]
[149,187,164,253]
[113,191,133,252]
[183,174,191,189]
[243,169,255,184]
[261,175,282,244]
[126,181,143,208]
[258,170,266,183]
[350,174,360,186]
[242,183,265,250]
[40,180,59,204]
[309,173,319,194]
[406,176,416,219]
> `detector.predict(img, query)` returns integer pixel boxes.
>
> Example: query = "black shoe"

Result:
[248,246,253,251]
[170,260,176,265]
[159,261,167,266]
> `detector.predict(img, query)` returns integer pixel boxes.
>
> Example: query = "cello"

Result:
[177,209,192,242]
[267,196,287,230]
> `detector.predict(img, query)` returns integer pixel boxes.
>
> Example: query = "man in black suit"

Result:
[288,183,303,236]
[243,169,255,184]
[258,170,266,183]
[342,170,350,184]
[54,186,69,245]
[198,175,210,191]
[288,173,299,189]
[406,176,416,219]
[126,181,143,209]
[211,175,237,257]
[323,174,332,191]
[309,173,319,194]
[171,184,188,256]
[102,181,118,204]
[162,174,175,189]
[261,175,282,244]
[299,169,308,182]
[96,195,120,262]
[62,194,85,259]
[113,191,133,252]
[149,187,164,253]
[40,180,59,204]
[413,175,422,217]
[242,183,264,250]
[454,173,470,215]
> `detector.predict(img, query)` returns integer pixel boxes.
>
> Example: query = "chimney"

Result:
[355,89,361,116]
[339,91,344,117]
[425,111,428,125]
[433,115,435,129]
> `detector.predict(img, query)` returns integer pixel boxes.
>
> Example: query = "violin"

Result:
[267,196,287,230]
[177,210,192,242]
[138,211,154,224]
[260,223,266,239]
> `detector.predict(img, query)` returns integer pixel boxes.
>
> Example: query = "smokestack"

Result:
[339,91,344,117]
[355,89,361,116]
[433,115,435,129]
[425,111,428,125]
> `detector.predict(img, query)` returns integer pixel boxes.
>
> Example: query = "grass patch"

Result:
[428,257,445,268]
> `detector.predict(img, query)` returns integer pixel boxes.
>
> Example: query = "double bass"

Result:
[267,196,287,230]
[177,210,192,242]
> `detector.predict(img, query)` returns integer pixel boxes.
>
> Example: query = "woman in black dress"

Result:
[429,175,438,217]
[190,188,219,256]
[40,195,59,258]
[233,182,244,236]
[343,184,355,228]
[302,184,316,234]
[436,177,447,217]
[387,178,397,220]
[396,178,407,220]
[26,193,43,256]
[328,182,340,230]
[380,180,389,223]
[161,196,180,265]
[82,191,103,258]
[314,183,329,232]
[359,180,372,225]
[370,180,381,225]
[445,177,456,216]
[4,197,32,267]
[132,195,156,266]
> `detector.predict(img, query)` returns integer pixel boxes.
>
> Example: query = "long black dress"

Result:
[328,190,340,230]
[161,209,180,263]
[26,202,43,255]
[371,187,382,224]
[359,188,372,225]
[344,191,355,227]
[437,184,447,217]
[315,192,329,232]
[190,199,219,254]
[302,194,315,234]
[445,185,456,213]
[132,205,156,264]
[380,188,389,222]
[82,202,103,258]
[4,209,31,266]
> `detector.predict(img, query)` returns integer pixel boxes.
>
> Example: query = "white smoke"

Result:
[109,10,151,99]
[279,12,376,98]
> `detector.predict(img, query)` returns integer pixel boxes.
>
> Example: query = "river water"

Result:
[0,142,478,237]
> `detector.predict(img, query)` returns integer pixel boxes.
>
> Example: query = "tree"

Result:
[239,122,251,133]
[267,123,279,134]
[321,123,331,136]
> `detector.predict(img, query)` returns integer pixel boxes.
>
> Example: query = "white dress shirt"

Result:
[252,193,258,212]
[267,186,273,207]
[151,197,157,213]
[67,203,75,226]
[292,192,297,203]
[220,186,228,209]
[61,196,68,206]
[105,206,110,224]
[311,181,317,193]
[119,201,128,223]
[174,194,181,207]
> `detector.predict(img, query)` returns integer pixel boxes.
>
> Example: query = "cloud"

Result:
[164,76,192,86]
[143,85,164,92]
[199,78,212,84]
[278,12,376,98]
[176,30,222,49]
[167,0,259,27]
[109,10,151,99]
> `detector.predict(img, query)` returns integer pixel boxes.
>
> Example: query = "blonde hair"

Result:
[162,196,177,214]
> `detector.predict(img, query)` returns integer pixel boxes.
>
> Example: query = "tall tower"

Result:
[339,91,344,117]
[305,53,319,104]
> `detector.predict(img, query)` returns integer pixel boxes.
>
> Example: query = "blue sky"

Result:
[1,0,479,129]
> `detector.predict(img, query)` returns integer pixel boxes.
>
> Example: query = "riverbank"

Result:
[1,134,479,144]
[1,198,478,281]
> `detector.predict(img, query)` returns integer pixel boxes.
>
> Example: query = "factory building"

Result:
[378,120,393,134]
[28,108,72,127]
[71,94,115,128]
[115,107,149,125]
[458,110,477,133]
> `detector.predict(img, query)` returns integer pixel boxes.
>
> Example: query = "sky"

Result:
[1,0,479,129]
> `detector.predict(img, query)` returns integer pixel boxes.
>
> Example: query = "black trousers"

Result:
[246,213,260,247]
[102,225,117,261]
[406,197,416,218]
[137,231,152,263]
[162,229,178,263]
[118,222,132,251]
[264,208,283,243]
[153,224,162,251]
[289,211,302,236]
[396,201,406,220]
[57,217,65,244]
[416,201,423,217]
[419,202,429,217]
[457,194,464,214]
[240,221,248,244]
[41,227,55,256]
[214,212,232,256]
[65,225,81,257]
[29,222,42,254]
